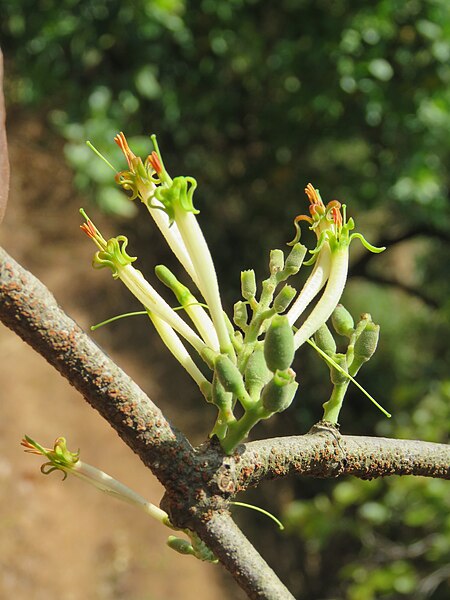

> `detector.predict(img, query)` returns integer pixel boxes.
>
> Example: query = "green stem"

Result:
[322,382,349,423]
[210,404,237,440]
[221,407,264,454]
[307,339,391,418]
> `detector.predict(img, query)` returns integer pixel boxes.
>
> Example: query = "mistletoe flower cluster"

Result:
[79,134,385,453]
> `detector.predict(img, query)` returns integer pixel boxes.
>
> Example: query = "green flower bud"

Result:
[155,265,191,305]
[331,304,355,338]
[261,369,298,413]
[284,243,307,276]
[269,249,284,274]
[167,536,195,556]
[264,315,295,372]
[233,301,248,330]
[354,322,380,364]
[329,353,348,386]
[314,323,337,357]
[214,354,246,398]
[244,343,272,398]
[241,269,257,300]
[273,285,296,313]
[211,375,233,411]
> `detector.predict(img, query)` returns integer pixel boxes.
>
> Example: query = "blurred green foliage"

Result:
[2,0,449,597]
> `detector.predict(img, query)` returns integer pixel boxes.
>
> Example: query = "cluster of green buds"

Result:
[313,304,386,423]
[21,436,217,562]
[80,134,387,454]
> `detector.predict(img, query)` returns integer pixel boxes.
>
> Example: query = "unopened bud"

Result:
[214,355,246,398]
[314,323,337,356]
[332,304,355,337]
[354,322,379,364]
[330,353,348,386]
[264,315,295,372]
[245,343,271,397]
[167,536,194,556]
[155,265,190,304]
[284,243,307,276]
[273,285,296,313]
[261,369,298,413]
[269,249,284,274]
[241,270,257,300]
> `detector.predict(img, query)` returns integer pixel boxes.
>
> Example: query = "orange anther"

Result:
[80,220,97,239]
[148,151,163,175]
[331,206,343,228]
[114,132,136,169]
[304,183,323,207]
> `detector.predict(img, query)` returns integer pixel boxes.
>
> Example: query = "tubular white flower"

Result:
[148,311,210,387]
[22,436,169,525]
[294,246,349,349]
[181,300,220,351]
[72,461,168,523]
[117,264,207,354]
[154,265,220,351]
[287,243,331,326]
[142,193,200,289]
[174,208,233,355]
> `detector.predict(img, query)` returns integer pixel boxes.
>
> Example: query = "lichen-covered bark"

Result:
[195,511,295,600]
[233,424,450,491]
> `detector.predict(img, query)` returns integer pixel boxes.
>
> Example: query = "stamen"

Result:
[305,183,323,207]
[20,438,43,454]
[114,132,136,169]
[329,202,343,229]
[148,151,163,175]
[80,220,97,239]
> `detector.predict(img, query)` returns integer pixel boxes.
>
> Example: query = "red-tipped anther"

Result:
[305,183,323,207]
[80,220,97,239]
[330,204,343,228]
[148,151,163,175]
[114,132,136,169]
[20,438,41,454]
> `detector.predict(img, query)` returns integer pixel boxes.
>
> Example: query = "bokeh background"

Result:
[1,1,449,598]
